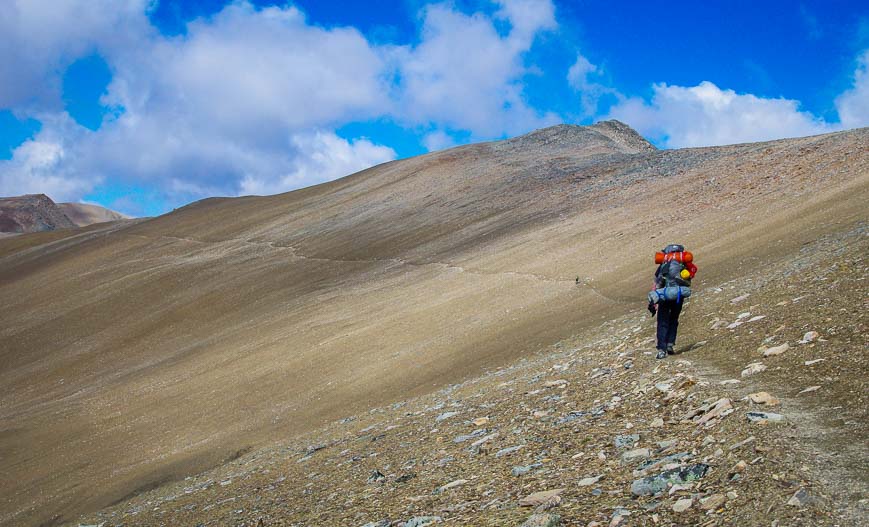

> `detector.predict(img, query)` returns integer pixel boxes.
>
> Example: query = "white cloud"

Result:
[567,52,619,116]
[1,1,563,209]
[0,114,98,200]
[835,50,869,129]
[608,81,838,148]
[421,130,456,152]
[0,0,150,111]
[391,0,559,137]
[238,132,395,196]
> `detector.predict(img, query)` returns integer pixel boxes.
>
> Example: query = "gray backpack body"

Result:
[651,259,692,304]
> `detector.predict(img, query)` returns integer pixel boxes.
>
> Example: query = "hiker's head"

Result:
[662,244,684,254]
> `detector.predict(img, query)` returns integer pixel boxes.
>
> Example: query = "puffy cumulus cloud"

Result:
[238,132,396,196]
[608,81,837,148]
[421,130,456,152]
[392,0,559,137]
[835,50,869,129]
[0,0,150,111]
[73,2,397,201]
[567,52,619,116]
[2,1,563,210]
[0,114,99,200]
[606,48,869,148]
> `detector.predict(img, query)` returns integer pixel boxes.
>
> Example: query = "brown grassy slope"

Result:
[0,122,866,526]
[57,202,131,227]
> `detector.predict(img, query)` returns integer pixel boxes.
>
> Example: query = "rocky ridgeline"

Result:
[75,224,867,526]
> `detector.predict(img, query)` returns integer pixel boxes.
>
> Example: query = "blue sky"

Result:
[1,0,867,217]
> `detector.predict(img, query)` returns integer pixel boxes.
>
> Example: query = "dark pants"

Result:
[656,301,683,350]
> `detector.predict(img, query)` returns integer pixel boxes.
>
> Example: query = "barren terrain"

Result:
[0,121,866,526]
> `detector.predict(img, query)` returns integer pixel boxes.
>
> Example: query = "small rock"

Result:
[649,417,664,428]
[609,508,630,527]
[621,448,651,463]
[496,445,524,458]
[519,489,566,507]
[762,343,789,357]
[404,517,442,527]
[748,392,780,406]
[360,521,390,527]
[435,411,459,422]
[367,470,386,484]
[434,479,468,494]
[741,362,767,377]
[798,386,821,395]
[804,358,825,366]
[731,294,750,304]
[672,498,693,512]
[729,436,755,451]
[747,411,785,423]
[694,398,733,426]
[472,417,490,426]
[631,464,710,496]
[453,429,487,443]
[520,513,561,527]
[577,475,603,487]
[512,463,544,476]
[798,331,819,344]
[614,434,640,450]
[544,379,569,388]
[787,488,811,507]
[700,493,726,510]
[470,432,498,449]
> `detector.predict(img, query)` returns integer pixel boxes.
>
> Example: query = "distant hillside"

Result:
[0,193,76,233]
[58,202,131,227]
[0,194,129,235]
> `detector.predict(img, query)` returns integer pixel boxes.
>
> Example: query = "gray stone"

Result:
[519,513,561,527]
[360,521,390,527]
[621,447,651,463]
[636,452,691,473]
[787,488,811,507]
[631,464,710,496]
[512,463,544,476]
[435,411,459,422]
[404,517,443,527]
[496,445,524,458]
[453,429,487,443]
[672,498,693,512]
[746,411,784,423]
[614,434,640,450]
[367,470,386,484]
[556,411,587,425]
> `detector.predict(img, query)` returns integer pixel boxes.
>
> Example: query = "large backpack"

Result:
[660,260,691,288]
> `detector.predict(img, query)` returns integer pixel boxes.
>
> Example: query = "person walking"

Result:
[648,244,697,359]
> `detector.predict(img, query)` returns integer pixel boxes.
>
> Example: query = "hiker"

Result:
[647,244,697,359]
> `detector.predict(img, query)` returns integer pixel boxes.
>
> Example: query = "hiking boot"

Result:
[666,344,675,355]
[655,349,667,360]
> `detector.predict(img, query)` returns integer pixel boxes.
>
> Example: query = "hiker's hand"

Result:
[647,302,657,316]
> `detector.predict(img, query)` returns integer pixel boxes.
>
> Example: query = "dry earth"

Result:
[0,121,866,526]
